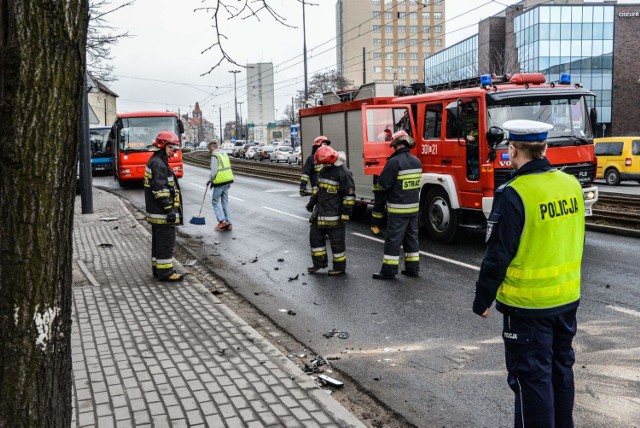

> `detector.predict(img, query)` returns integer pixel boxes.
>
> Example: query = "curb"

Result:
[586,222,640,239]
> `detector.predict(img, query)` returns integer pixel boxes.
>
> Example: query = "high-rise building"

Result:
[336,0,446,87]
[246,63,275,142]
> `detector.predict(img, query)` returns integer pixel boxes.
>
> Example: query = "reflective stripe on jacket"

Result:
[378,147,422,216]
[310,164,356,228]
[496,170,584,309]
[212,152,234,186]
[144,151,183,225]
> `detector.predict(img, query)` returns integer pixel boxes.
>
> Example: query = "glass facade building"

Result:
[514,5,614,122]
[424,35,478,87]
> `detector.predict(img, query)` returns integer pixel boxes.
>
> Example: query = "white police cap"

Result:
[503,120,553,142]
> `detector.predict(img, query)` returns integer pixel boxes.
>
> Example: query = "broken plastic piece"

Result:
[184,259,197,267]
[250,257,258,263]
[277,258,285,262]
[99,217,118,222]
[288,274,299,281]
[317,374,344,388]
[287,310,296,316]
[98,243,113,248]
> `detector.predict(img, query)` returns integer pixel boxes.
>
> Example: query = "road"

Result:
[93,165,640,427]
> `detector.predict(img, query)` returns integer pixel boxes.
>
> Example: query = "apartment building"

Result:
[336,0,446,87]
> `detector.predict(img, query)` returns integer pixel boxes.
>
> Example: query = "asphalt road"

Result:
[93,166,640,427]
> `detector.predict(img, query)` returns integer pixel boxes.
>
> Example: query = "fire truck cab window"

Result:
[423,104,442,139]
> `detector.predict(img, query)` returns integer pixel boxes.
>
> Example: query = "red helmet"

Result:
[314,145,339,165]
[390,130,415,149]
[313,135,330,146]
[152,131,180,149]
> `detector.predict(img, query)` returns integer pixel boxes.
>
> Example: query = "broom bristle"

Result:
[189,217,206,225]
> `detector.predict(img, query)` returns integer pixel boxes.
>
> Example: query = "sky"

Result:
[104,0,634,127]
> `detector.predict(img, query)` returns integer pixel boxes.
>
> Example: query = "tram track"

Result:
[184,150,640,232]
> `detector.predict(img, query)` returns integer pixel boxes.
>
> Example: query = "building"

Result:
[188,102,216,143]
[336,0,446,88]
[87,73,118,126]
[424,0,640,136]
[246,63,275,142]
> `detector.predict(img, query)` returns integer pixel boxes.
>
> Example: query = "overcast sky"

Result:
[105,0,633,125]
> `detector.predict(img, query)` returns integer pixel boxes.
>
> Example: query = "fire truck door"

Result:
[419,103,444,173]
[362,105,416,176]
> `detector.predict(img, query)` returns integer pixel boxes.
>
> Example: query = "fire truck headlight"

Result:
[585,190,596,201]
[123,155,129,160]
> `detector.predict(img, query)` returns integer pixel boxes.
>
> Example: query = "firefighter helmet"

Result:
[313,135,331,146]
[389,130,415,149]
[151,131,180,150]
[314,145,339,165]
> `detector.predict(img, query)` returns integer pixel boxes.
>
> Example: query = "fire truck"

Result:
[110,111,185,186]
[299,73,599,243]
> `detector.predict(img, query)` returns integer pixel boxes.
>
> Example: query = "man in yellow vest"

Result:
[206,142,234,231]
[473,120,585,428]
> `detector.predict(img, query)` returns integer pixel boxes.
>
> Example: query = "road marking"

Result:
[229,196,245,202]
[187,182,206,189]
[265,189,292,193]
[608,305,640,318]
[263,206,308,221]
[351,232,481,271]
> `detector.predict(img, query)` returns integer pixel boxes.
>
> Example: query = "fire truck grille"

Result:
[494,162,595,188]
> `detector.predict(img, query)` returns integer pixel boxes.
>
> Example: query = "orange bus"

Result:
[111,111,184,186]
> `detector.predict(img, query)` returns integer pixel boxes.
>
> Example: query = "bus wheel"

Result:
[422,187,458,244]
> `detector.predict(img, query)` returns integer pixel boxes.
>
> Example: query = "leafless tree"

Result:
[282,104,298,125]
[488,45,519,76]
[294,70,353,107]
[87,0,134,82]
[196,0,317,75]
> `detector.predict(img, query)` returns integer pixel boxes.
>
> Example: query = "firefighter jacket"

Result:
[144,151,183,225]
[308,164,355,228]
[377,147,422,216]
[300,147,323,195]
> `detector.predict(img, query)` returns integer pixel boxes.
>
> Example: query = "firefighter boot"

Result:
[401,270,419,277]
[307,265,328,273]
[328,268,345,276]
[160,271,185,282]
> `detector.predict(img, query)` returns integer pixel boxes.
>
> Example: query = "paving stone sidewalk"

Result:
[71,188,364,427]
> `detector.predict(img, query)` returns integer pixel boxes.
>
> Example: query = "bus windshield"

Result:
[118,116,177,151]
[90,128,112,158]
[487,94,593,147]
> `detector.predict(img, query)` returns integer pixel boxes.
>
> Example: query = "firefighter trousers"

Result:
[379,214,419,276]
[371,190,386,229]
[151,224,176,279]
[309,222,346,271]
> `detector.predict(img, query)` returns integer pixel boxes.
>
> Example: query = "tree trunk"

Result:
[0,1,88,425]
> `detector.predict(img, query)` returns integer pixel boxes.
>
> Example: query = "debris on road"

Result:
[287,309,296,316]
[112,226,119,230]
[303,356,329,374]
[323,328,349,339]
[98,243,113,248]
[277,258,285,262]
[184,259,197,267]
[288,274,299,281]
[317,374,344,388]
[99,217,118,222]
[250,257,258,263]
[274,267,279,271]
[373,375,381,381]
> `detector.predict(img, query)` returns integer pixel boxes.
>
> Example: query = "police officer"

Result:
[299,135,330,197]
[306,146,355,276]
[144,131,185,282]
[473,120,585,428]
[372,131,422,280]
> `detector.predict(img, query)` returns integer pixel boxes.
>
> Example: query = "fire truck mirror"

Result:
[589,108,598,134]
[486,126,505,149]
[178,120,185,135]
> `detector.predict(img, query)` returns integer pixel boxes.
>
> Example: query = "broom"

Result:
[189,185,209,225]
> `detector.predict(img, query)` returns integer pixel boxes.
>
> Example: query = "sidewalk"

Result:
[71,188,364,427]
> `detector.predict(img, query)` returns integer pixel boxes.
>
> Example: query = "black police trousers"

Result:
[309,222,346,271]
[151,224,176,279]
[502,309,577,428]
[379,214,419,276]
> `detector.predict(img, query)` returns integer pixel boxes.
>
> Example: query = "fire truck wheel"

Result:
[422,187,458,244]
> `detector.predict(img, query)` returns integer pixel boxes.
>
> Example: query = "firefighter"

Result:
[306,146,355,276]
[143,131,185,282]
[473,120,585,427]
[299,135,330,197]
[372,130,422,280]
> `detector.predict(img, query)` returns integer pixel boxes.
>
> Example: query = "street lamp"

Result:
[302,0,308,104]
[238,101,244,139]
[229,70,241,139]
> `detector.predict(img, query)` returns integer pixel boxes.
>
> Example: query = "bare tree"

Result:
[488,45,519,76]
[295,70,353,107]
[196,0,318,74]
[0,0,88,425]
[282,104,298,124]
[87,0,134,82]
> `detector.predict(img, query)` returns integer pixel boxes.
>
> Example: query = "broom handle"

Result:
[197,185,209,217]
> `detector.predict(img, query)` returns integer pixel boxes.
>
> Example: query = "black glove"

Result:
[306,202,315,213]
[299,188,306,197]
[166,209,176,224]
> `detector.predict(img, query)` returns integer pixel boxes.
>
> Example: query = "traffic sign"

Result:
[290,124,299,138]
[267,122,277,129]
[248,123,255,128]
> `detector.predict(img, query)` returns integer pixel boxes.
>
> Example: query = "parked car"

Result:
[270,146,293,163]
[287,147,302,165]
[594,136,640,185]
[255,145,275,161]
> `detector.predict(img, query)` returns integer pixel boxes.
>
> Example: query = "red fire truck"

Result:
[299,73,599,243]
[111,111,185,186]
